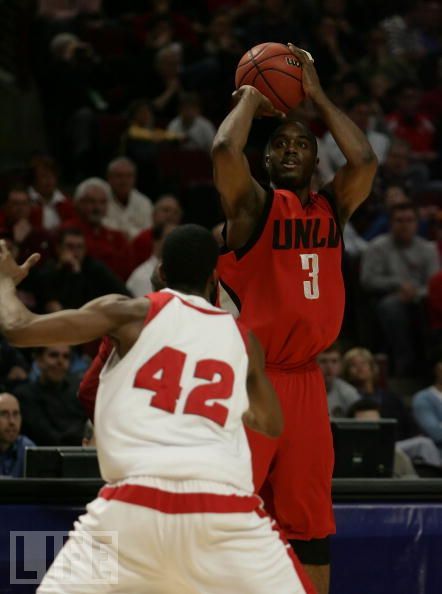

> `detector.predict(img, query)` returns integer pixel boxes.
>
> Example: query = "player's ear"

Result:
[158,263,167,285]
[264,154,270,169]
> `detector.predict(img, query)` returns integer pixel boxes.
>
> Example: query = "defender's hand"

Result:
[0,240,40,286]
[233,85,286,119]
[287,44,324,103]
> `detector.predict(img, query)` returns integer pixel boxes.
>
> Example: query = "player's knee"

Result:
[289,537,330,565]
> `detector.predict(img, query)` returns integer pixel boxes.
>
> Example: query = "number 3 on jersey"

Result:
[133,347,234,426]
[300,254,319,300]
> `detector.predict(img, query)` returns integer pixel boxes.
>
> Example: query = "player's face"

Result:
[267,124,317,191]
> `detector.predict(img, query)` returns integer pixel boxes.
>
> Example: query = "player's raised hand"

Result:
[232,85,286,119]
[0,239,40,286]
[287,44,324,103]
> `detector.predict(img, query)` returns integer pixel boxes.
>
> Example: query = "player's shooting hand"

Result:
[0,239,40,286]
[287,44,324,103]
[232,86,286,119]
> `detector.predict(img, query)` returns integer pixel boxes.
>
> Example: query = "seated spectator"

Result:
[413,360,442,457]
[0,393,35,478]
[167,93,216,152]
[204,10,243,58]
[380,2,428,62]
[64,178,133,280]
[82,419,95,447]
[360,203,440,374]
[14,346,86,446]
[245,0,300,50]
[150,44,184,120]
[34,228,130,312]
[127,223,175,297]
[356,27,409,88]
[347,398,417,478]
[0,336,28,389]
[318,343,361,417]
[318,96,390,183]
[132,194,183,268]
[0,185,53,265]
[373,138,429,196]
[104,157,153,239]
[28,156,74,230]
[428,270,442,362]
[342,347,415,439]
[387,82,437,163]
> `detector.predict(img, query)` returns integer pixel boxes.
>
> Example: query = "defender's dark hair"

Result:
[347,398,381,419]
[162,224,219,292]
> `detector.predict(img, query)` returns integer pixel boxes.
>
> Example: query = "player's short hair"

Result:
[162,224,219,292]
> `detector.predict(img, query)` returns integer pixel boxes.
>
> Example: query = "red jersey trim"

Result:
[99,484,261,514]
[175,295,230,316]
[143,292,174,326]
[255,506,317,594]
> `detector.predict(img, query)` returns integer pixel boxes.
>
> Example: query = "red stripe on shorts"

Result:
[99,484,261,514]
[255,506,318,594]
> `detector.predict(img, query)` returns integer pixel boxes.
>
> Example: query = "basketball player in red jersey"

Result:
[212,44,378,594]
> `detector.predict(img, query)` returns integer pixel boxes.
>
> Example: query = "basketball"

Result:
[235,42,305,114]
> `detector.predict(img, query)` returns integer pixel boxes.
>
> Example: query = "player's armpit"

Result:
[331,157,378,224]
[244,332,283,438]
[3,294,149,348]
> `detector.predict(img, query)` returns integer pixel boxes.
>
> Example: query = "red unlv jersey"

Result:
[217,188,345,370]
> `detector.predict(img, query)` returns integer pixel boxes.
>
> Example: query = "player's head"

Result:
[160,224,219,296]
[264,121,318,191]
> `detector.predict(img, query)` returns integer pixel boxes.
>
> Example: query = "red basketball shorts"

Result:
[247,363,335,541]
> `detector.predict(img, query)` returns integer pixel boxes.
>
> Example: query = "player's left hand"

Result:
[287,43,324,103]
[0,239,40,286]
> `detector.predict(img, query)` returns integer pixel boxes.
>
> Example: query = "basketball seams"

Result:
[249,52,291,111]
[258,67,302,83]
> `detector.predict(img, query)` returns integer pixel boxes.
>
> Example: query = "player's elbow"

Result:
[3,325,30,347]
[264,415,283,438]
[350,147,378,169]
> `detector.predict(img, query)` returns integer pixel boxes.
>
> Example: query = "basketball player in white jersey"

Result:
[0,226,315,594]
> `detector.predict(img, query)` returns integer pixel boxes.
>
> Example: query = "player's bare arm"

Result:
[0,240,149,351]
[289,44,378,225]
[243,331,283,438]
[212,86,284,249]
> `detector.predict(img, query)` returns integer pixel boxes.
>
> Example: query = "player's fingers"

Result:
[0,239,8,256]
[287,44,314,64]
[23,253,40,270]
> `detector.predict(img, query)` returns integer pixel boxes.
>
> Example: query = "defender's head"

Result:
[160,224,219,296]
[264,121,318,191]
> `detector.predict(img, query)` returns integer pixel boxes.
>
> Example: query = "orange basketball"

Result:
[235,42,305,113]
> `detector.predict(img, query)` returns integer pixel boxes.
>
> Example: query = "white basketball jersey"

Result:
[94,289,253,493]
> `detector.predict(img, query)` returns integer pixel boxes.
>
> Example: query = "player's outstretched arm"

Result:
[212,86,283,249]
[243,331,283,438]
[0,240,149,348]
[289,44,377,225]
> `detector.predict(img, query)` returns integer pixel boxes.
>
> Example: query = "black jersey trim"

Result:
[219,278,242,313]
[319,187,345,248]
[234,190,274,260]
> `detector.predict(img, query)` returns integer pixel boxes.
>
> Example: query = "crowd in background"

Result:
[1,0,442,476]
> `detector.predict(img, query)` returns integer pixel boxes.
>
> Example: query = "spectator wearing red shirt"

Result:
[28,156,75,230]
[0,185,53,264]
[132,193,182,267]
[387,82,436,162]
[64,178,133,280]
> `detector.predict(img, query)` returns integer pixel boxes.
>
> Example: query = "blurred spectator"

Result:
[204,10,243,57]
[37,1,102,20]
[104,157,154,239]
[14,346,86,446]
[150,44,183,120]
[167,93,216,152]
[35,227,130,311]
[361,203,440,374]
[387,82,437,163]
[374,138,429,196]
[318,96,390,182]
[317,343,361,417]
[133,0,197,49]
[363,185,421,241]
[380,1,429,61]
[428,269,442,360]
[126,223,175,296]
[82,419,96,447]
[0,337,28,391]
[356,27,410,88]
[0,393,35,478]
[413,360,442,456]
[132,194,183,268]
[342,347,415,439]
[65,178,133,280]
[0,185,53,264]
[347,398,418,478]
[245,0,300,49]
[28,156,74,230]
